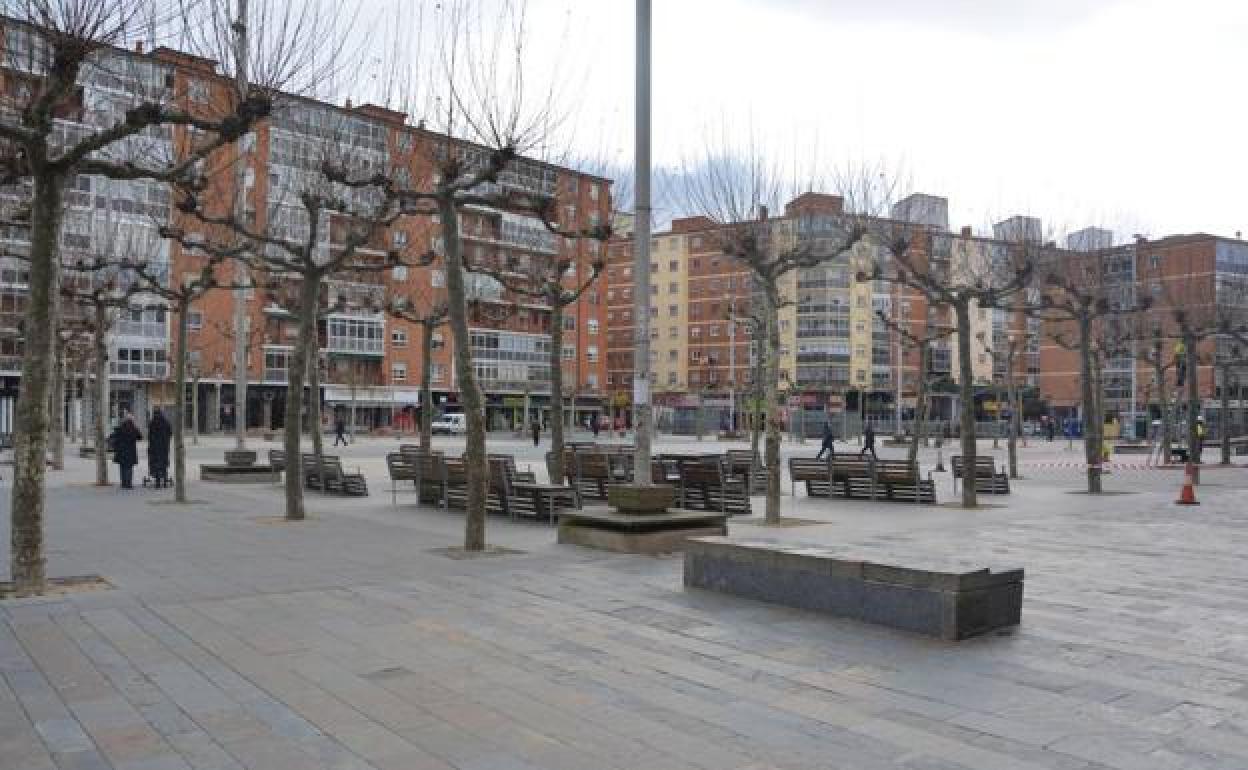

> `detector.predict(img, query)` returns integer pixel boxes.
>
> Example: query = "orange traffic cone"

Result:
[1175,463,1200,506]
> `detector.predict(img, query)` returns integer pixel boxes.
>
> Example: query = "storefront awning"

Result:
[323,386,422,406]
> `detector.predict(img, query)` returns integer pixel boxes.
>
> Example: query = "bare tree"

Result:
[1030,244,1145,493]
[174,127,402,520]
[678,151,867,524]
[864,228,1034,507]
[128,240,244,502]
[0,0,350,595]
[466,220,608,484]
[387,290,449,450]
[874,306,955,467]
[367,0,589,552]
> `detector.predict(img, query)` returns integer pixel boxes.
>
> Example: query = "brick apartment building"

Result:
[0,20,611,436]
[607,191,1248,438]
[1037,232,1248,438]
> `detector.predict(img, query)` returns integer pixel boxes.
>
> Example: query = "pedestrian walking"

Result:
[1195,416,1206,461]
[591,415,600,438]
[531,418,541,447]
[815,421,836,460]
[109,411,142,489]
[859,422,877,460]
[334,417,349,447]
[1045,417,1055,442]
[146,408,172,488]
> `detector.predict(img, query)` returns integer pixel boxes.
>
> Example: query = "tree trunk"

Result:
[93,303,110,486]
[1220,363,1231,465]
[308,339,324,470]
[1186,332,1201,465]
[439,198,488,550]
[750,337,764,462]
[549,303,567,483]
[48,335,65,471]
[419,320,435,451]
[908,343,929,467]
[955,300,977,508]
[191,373,200,446]
[763,289,782,524]
[9,174,66,595]
[1078,312,1101,493]
[282,274,320,521]
[1153,343,1170,462]
[173,299,190,503]
[1006,349,1019,480]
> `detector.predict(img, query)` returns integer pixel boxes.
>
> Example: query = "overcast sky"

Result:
[361,0,1248,241]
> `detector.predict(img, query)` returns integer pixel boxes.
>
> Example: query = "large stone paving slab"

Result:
[1,438,1247,768]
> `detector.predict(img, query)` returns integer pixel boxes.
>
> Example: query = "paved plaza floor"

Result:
[2,433,1248,769]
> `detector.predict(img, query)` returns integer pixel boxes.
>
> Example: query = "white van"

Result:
[431,413,467,435]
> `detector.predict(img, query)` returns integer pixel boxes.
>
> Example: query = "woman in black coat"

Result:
[110,412,143,489]
[147,408,172,486]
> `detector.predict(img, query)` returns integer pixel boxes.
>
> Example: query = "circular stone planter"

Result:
[608,484,676,514]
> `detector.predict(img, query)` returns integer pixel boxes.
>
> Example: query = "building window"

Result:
[586,345,599,363]
[586,373,598,388]
[588,319,599,335]
[669,260,678,271]
[392,363,407,382]
[668,282,678,294]
[431,269,445,288]
[668,305,678,317]
[431,364,445,381]
[669,326,678,339]
[392,265,408,281]
[710,324,720,337]
[590,183,600,202]
[668,371,677,385]
[691,327,701,339]
[391,329,408,347]
[668,350,677,361]
[393,230,408,248]
[563,315,575,331]
[188,311,202,331]
[562,343,575,360]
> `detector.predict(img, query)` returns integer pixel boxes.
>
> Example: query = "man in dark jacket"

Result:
[110,412,143,489]
[859,422,877,459]
[147,408,172,487]
[815,421,836,460]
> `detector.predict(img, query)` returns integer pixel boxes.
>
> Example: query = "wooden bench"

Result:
[386,452,419,504]
[684,537,1023,641]
[951,456,1010,494]
[725,449,767,494]
[678,458,751,515]
[301,454,368,496]
[789,456,936,503]
[399,448,448,505]
[789,457,833,497]
[488,454,537,485]
[569,452,613,500]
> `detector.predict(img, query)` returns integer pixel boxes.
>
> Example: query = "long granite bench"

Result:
[684,537,1023,640]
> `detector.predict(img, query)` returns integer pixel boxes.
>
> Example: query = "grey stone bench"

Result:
[684,537,1023,640]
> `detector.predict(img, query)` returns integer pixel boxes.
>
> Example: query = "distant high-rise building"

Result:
[993,215,1043,244]
[890,194,949,231]
[1065,227,1114,251]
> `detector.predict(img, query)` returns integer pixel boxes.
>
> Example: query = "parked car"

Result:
[431,413,467,435]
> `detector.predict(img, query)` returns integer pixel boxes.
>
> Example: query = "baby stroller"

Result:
[142,446,171,488]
